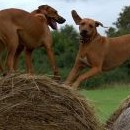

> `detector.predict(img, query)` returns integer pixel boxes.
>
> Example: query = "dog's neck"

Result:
[80,32,100,44]
[80,36,91,44]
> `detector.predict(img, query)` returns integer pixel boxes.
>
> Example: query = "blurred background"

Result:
[1,0,130,34]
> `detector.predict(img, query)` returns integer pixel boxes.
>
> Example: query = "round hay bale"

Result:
[0,74,102,130]
[105,95,130,130]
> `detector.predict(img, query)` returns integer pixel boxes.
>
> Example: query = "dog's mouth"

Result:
[49,19,58,30]
[80,30,91,43]
[80,33,91,43]
[80,30,89,37]
[48,17,66,30]
[47,16,58,30]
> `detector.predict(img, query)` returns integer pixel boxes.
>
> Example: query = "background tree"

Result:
[106,6,130,37]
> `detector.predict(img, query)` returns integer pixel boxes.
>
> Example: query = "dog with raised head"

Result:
[0,5,65,78]
[65,10,130,89]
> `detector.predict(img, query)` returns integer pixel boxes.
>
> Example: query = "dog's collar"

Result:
[80,36,91,44]
[80,33,100,44]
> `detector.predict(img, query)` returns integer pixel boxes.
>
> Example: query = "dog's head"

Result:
[71,10,107,42]
[35,5,66,30]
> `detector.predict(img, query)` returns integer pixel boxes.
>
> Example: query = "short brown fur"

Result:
[0,5,65,78]
[65,10,130,89]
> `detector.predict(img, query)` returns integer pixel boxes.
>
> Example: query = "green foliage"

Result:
[115,6,130,30]
[106,5,130,36]
[52,25,79,78]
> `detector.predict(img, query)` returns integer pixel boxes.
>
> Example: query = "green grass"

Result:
[80,84,130,123]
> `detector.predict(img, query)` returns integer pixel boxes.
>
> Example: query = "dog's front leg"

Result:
[65,61,83,87]
[72,67,102,89]
[45,46,60,80]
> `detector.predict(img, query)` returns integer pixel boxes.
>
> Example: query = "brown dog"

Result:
[65,10,130,89]
[0,5,65,78]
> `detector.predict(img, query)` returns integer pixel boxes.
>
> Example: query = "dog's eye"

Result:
[89,24,93,28]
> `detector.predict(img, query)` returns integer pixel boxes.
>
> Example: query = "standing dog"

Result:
[0,5,65,78]
[65,10,130,89]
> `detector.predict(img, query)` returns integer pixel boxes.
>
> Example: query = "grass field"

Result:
[79,84,130,123]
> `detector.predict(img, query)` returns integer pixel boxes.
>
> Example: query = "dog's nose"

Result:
[80,30,88,36]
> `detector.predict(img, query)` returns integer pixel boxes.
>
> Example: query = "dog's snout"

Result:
[80,30,88,36]
[57,17,66,24]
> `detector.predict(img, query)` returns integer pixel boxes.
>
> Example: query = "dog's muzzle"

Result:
[80,30,91,43]
[80,30,88,37]
[56,16,66,24]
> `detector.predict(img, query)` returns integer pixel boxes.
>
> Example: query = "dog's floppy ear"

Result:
[37,5,50,14]
[95,21,108,28]
[71,10,82,25]
[38,5,49,10]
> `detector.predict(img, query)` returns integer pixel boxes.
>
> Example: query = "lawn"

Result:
[79,84,130,123]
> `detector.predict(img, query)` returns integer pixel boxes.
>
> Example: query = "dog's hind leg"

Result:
[6,31,19,74]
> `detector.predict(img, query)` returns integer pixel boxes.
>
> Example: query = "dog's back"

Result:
[0,8,47,48]
[0,8,31,28]
[102,34,130,70]
[0,8,44,30]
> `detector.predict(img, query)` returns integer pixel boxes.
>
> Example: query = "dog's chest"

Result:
[79,56,91,66]
[79,46,91,66]
[78,41,102,66]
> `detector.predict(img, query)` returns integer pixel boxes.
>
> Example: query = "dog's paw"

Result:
[52,75,61,81]
[62,83,71,88]
[72,82,80,90]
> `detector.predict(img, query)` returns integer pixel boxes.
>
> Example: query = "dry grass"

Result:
[0,74,103,130]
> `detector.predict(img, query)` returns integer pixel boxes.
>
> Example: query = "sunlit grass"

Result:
[80,84,130,122]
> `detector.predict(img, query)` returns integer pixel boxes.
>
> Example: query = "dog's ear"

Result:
[38,5,49,10]
[37,5,50,15]
[95,21,108,28]
[71,10,82,25]
[95,21,103,27]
